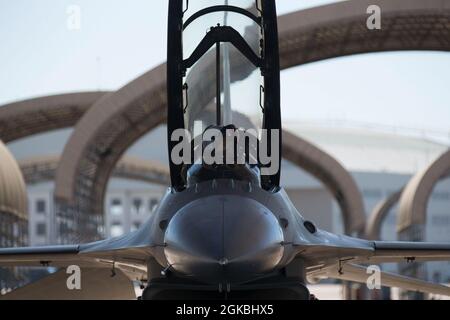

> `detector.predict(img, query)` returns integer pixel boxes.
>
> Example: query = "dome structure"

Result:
[0,140,27,220]
[0,140,28,293]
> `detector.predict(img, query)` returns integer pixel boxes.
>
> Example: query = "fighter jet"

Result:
[1,0,450,300]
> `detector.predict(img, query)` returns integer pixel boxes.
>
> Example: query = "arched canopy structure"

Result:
[53,0,450,238]
[367,147,450,240]
[0,92,106,143]
[366,189,403,240]
[54,65,167,216]
[398,149,450,233]
[19,156,169,186]
[278,0,450,70]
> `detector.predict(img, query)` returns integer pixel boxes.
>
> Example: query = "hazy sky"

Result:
[1,0,449,144]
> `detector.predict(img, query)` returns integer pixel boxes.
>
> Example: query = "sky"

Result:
[1,0,449,144]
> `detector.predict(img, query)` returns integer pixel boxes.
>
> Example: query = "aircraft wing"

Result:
[0,222,159,270]
[307,263,450,297]
[296,236,450,297]
[0,240,153,272]
[0,245,100,268]
[0,244,150,278]
[295,230,450,265]
[0,232,158,299]
[362,241,450,264]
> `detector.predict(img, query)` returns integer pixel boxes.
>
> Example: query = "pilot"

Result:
[185,124,260,186]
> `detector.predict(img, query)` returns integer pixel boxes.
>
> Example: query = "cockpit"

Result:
[167,0,281,190]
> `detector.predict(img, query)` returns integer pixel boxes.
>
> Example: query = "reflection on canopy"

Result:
[183,1,263,136]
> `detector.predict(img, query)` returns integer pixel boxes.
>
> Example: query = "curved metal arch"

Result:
[398,149,450,233]
[366,154,450,240]
[55,64,167,215]
[277,0,450,70]
[366,189,403,240]
[0,92,107,143]
[3,0,449,143]
[19,155,169,186]
[55,0,450,236]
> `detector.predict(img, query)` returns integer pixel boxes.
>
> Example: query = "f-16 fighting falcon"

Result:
[1,0,450,300]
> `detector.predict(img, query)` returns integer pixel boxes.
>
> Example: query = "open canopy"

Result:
[167,0,281,190]
[182,0,263,134]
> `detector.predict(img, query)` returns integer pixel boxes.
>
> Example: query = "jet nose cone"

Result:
[164,195,284,283]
